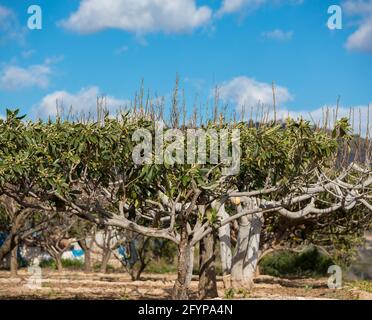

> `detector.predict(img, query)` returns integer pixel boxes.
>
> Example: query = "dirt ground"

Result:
[0,270,371,300]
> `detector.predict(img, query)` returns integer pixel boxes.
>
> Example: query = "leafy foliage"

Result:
[259,247,334,277]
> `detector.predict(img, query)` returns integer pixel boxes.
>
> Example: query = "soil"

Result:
[0,270,371,300]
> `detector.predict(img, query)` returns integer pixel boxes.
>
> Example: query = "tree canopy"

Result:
[0,108,370,299]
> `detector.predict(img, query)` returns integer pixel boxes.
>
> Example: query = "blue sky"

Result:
[0,0,371,133]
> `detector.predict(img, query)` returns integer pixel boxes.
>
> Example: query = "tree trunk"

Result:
[100,249,111,273]
[231,214,251,289]
[55,255,63,273]
[84,248,92,273]
[0,217,23,262]
[198,232,218,299]
[172,225,192,300]
[0,216,47,263]
[78,239,92,273]
[218,204,232,288]
[134,259,147,280]
[0,200,31,263]
[186,246,194,285]
[10,245,18,277]
[0,234,16,262]
[242,213,263,289]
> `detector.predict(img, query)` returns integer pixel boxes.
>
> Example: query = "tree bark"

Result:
[84,248,92,273]
[242,213,263,289]
[231,214,251,289]
[10,245,18,277]
[55,255,63,273]
[0,234,16,262]
[78,239,92,273]
[198,231,218,299]
[186,245,194,285]
[218,204,232,288]
[100,249,111,273]
[231,199,263,291]
[172,225,192,300]
[0,211,24,262]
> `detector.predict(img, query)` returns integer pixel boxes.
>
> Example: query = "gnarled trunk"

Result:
[218,204,232,288]
[231,200,263,291]
[186,245,194,285]
[231,213,251,289]
[242,213,263,289]
[199,231,218,299]
[172,225,192,300]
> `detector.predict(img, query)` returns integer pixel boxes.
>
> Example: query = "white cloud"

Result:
[0,63,52,90]
[0,5,26,45]
[343,0,372,15]
[261,29,293,41]
[217,0,303,16]
[60,0,212,34]
[345,19,372,53]
[34,86,129,118]
[217,76,370,136]
[0,57,62,91]
[217,0,266,16]
[278,105,371,136]
[218,76,293,107]
[343,0,372,53]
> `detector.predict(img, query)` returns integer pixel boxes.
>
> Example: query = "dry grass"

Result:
[0,270,371,300]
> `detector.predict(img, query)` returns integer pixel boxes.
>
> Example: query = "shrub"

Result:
[39,258,84,270]
[39,259,55,269]
[61,259,84,269]
[145,259,177,274]
[259,247,334,278]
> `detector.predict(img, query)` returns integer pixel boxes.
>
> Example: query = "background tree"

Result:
[70,220,96,273]
[0,195,53,274]
[28,213,77,273]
